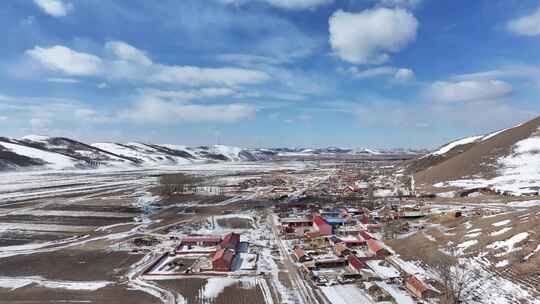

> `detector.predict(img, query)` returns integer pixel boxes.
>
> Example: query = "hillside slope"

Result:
[0,136,275,172]
[414,116,540,195]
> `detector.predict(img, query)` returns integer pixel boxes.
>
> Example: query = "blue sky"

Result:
[1,0,539,148]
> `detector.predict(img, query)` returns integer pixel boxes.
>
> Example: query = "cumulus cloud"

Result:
[329,8,418,64]
[393,68,414,82]
[507,7,540,36]
[220,0,333,10]
[427,80,513,102]
[105,41,152,66]
[25,42,270,87]
[343,66,414,82]
[33,0,72,17]
[26,46,103,76]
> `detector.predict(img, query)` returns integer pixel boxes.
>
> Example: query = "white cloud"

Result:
[121,99,255,123]
[105,41,152,66]
[97,83,109,89]
[33,0,72,17]
[393,68,414,82]
[427,80,513,102]
[138,88,237,102]
[26,42,270,87]
[147,65,270,86]
[220,0,333,10]
[507,7,540,36]
[47,78,80,83]
[26,46,103,76]
[329,8,418,64]
[118,88,255,123]
[0,116,7,121]
[452,66,540,81]
[343,66,414,82]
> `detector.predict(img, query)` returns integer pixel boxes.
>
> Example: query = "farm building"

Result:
[280,218,312,227]
[313,216,333,235]
[180,235,221,247]
[219,232,240,251]
[212,248,236,271]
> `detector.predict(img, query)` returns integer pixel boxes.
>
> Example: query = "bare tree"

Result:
[158,173,200,196]
[430,248,478,304]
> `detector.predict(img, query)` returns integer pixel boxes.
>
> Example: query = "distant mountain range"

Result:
[0,135,275,171]
[0,135,424,172]
[408,116,540,196]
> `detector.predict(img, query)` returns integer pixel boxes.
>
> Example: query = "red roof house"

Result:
[219,233,240,251]
[212,248,236,271]
[348,255,366,272]
[313,216,333,235]
[406,276,440,299]
[367,239,392,257]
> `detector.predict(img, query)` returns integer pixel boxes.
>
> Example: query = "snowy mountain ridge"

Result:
[0,135,275,172]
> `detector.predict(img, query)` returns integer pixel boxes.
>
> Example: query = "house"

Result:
[314,257,347,268]
[367,239,392,257]
[365,282,392,302]
[280,218,312,228]
[340,235,366,247]
[307,235,328,248]
[293,247,313,263]
[219,233,240,251]
[406,276,440,299]
[334,242,351,257]
[325,217,347,227]
[313,216,333,235]
[212,248,236,271]
[365,260,401,280]
[328,235,343,246]
[348,255,366,272]
[180,235,221,247]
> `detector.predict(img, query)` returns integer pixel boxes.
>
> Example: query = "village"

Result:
[119,162,473,304]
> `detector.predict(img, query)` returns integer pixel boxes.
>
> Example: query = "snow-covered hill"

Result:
[0,136,275,172]
[412,116,540,196]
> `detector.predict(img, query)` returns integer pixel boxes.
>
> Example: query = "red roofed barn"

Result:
[212,248,236,271]
[348,255,366,272]
[313,216,333,235]
[219,232,240,251]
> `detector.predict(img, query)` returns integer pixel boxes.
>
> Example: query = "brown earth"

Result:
[414,116,540,186]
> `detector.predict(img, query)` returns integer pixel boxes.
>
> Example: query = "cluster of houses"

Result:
[277,206,440,303]
[143,232,256,277]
